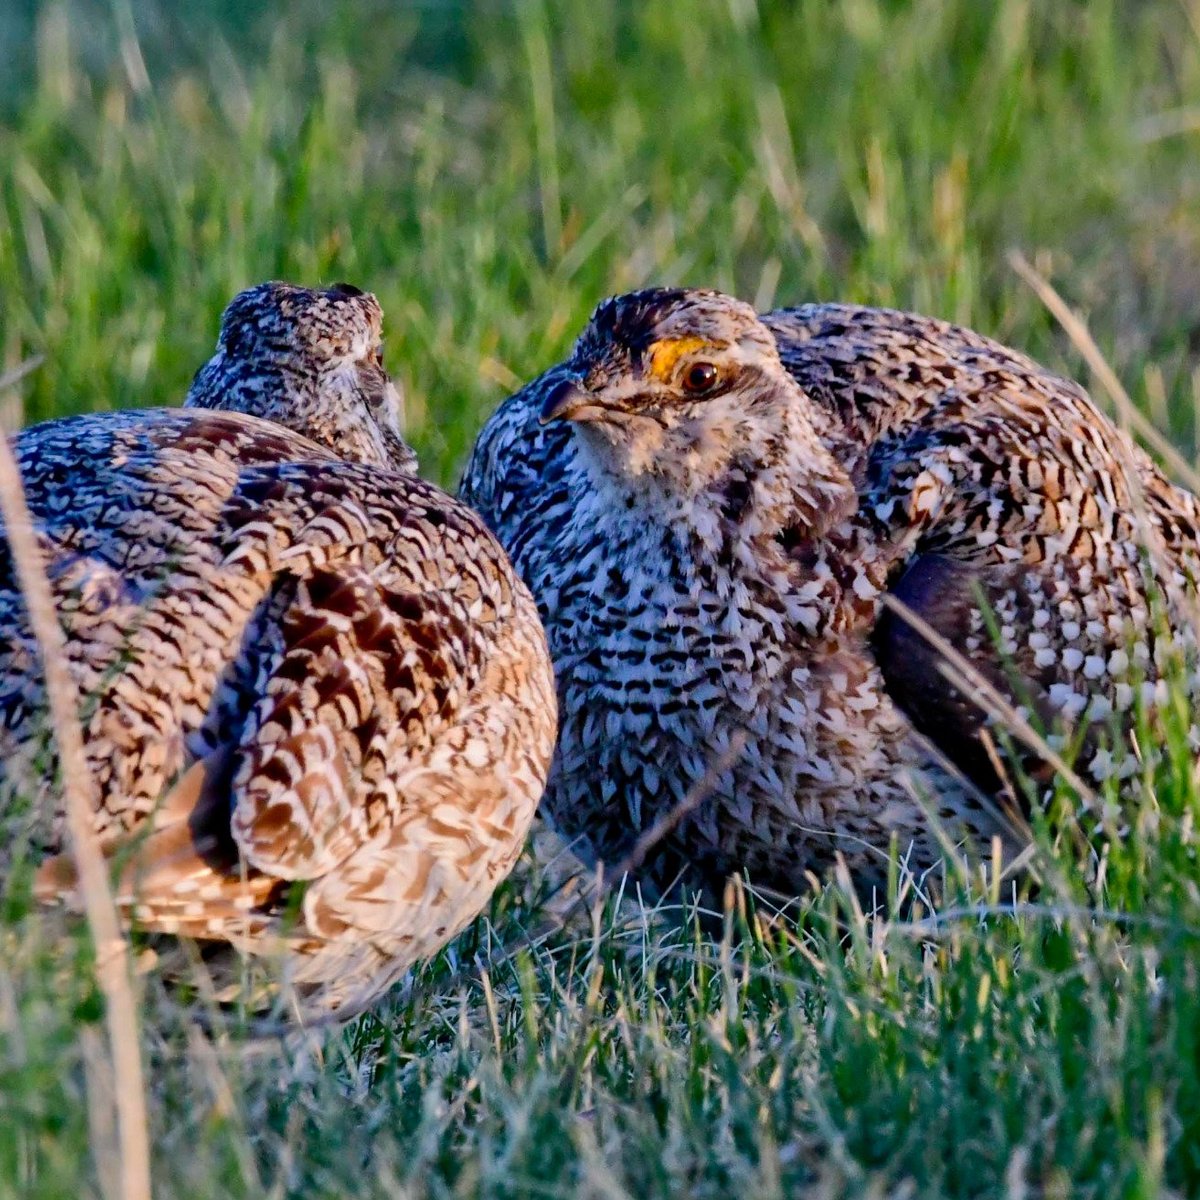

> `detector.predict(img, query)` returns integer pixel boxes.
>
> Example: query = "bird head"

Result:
[539,288,852,532]
[185,281,417,473]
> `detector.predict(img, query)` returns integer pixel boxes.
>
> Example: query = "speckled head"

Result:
[537,287,843,520]
[546,288,779,418]
[186,281,416,473]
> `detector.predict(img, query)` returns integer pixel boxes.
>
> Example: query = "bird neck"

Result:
[184,355,417,473]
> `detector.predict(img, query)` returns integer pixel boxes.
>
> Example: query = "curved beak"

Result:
[539,375,596,425]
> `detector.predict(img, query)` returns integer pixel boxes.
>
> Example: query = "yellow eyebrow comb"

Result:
[646,336,712,381]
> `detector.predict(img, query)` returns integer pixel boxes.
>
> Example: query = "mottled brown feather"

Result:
[5,283,556,1014]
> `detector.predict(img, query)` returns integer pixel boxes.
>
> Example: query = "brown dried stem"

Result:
[0,362,151,1200]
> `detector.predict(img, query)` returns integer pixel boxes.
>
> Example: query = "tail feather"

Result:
[35,748,283,939]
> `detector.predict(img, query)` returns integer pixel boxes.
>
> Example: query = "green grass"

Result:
[4,0,1200,1195]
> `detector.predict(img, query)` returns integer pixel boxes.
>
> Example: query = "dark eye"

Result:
[681,362,719,395]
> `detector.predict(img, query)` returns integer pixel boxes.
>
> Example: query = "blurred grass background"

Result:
[4,0,1200,483]
[5,2,1200,1197]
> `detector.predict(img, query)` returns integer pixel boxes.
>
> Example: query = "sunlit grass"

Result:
[4,1,1200,1196]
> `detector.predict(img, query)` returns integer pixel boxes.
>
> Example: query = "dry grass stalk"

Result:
[0,361,151,1200]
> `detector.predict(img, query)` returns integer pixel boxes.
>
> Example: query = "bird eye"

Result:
[681,362,719,396]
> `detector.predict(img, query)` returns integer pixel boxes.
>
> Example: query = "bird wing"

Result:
[25,439,497,940]
[855,386,1187,794]
[764,302,1049,448]
[226,562,482,881]
[762,303,1200,790]
[0,410,327,838]
[39,563,485,944]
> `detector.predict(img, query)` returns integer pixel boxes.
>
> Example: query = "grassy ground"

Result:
[4,0,1200,1195]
